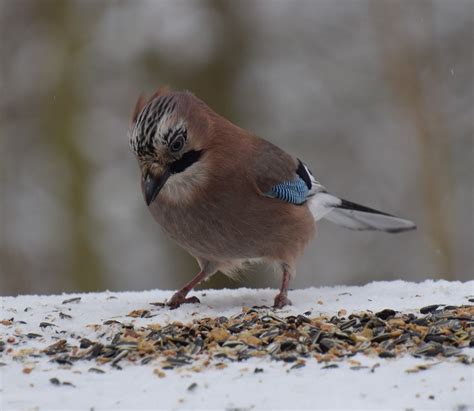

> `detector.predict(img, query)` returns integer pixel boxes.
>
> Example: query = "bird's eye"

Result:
[169,135,185,153]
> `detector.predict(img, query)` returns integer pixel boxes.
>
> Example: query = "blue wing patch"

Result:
[267,178,309,205]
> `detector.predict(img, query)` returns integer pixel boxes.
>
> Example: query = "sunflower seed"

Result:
[62,297,81,304]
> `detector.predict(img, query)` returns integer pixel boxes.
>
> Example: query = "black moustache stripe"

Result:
[169,150,203,174]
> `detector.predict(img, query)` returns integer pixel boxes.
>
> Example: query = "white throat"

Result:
[160,161,208,204]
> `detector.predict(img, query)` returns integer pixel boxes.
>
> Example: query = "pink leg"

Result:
[167,270,207,309]
[273,269,292,309]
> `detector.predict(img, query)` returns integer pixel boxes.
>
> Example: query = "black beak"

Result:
[144,168,171,206]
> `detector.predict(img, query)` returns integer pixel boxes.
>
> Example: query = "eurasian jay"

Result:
[129,88,416,309]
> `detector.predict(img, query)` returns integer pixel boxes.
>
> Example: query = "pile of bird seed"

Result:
[4,303,472,372]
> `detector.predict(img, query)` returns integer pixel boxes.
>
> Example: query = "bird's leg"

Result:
[167,270,207,309]
[273,269,292,309]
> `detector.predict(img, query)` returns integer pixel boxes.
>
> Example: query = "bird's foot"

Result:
[273,293,292,309]
[167,292,200,309]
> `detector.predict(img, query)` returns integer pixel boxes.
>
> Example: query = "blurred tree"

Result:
[36,1,106,291]
[371,0,455,279]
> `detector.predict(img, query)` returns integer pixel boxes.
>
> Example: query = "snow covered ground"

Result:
[1,280,473,411]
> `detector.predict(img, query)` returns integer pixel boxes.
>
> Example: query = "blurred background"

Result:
[0,0,472,296]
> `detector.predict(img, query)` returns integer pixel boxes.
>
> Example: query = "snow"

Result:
[1,280,473,411]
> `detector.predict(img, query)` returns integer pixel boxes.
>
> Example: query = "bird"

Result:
[129,87,416,309]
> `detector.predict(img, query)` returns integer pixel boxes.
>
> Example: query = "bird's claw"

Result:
[167,293,200,309]
[273,293,292,309]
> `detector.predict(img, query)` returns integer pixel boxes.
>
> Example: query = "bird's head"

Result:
[129,88,209,205]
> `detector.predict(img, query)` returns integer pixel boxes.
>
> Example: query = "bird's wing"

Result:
[250,138,325,205]
[249,139,415,232]
[264,160,326,205]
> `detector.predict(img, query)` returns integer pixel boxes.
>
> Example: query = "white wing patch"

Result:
[309,193,342,220]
